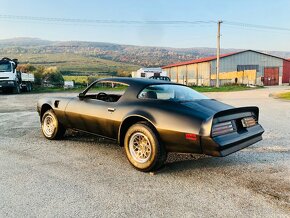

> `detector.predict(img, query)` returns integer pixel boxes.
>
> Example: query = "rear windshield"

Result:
[138,84,208,101]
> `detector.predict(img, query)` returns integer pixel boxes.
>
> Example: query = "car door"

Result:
[65,98,117,138]
[64,81,126,139]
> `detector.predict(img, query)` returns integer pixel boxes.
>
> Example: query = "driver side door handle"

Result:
[108,108,116,112]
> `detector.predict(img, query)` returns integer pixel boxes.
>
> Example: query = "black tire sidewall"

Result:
[124,123,161,171]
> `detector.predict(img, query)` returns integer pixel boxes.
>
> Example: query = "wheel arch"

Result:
[40,104,53,120]
[118,115,158,147]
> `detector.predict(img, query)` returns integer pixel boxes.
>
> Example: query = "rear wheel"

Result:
[124,122,167,172]
[27,83,32,92]
[41,109,66,140]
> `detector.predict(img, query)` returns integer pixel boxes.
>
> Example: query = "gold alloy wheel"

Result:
[129,132,152,163]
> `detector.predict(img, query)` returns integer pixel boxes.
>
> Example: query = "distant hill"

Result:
[0,37,53,47]
[0,37,290,75]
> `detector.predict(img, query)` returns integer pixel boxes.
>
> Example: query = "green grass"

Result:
[63,75,89,83]
[2,53,140,75]
[191,85,263,92]
[276,92,290,100]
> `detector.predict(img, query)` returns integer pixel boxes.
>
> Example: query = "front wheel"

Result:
[124,123,167,172]
[13,84,20,94]
[41,109,66,140]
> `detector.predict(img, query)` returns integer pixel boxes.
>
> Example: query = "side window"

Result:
[138,85,174,100]
[85,81,129,102]
[138,84,207,101]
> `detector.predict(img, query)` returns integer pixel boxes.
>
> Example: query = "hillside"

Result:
[5,52,140,75]
[0,37,290,75]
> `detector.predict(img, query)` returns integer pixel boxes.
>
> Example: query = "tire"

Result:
[124,122,167,172]
[41,109,66,140]
[27,83,32,92]
[13,84,20,94]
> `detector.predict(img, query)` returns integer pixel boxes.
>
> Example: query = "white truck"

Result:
[0,57,34,93]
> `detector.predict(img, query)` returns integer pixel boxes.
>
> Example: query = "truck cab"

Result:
[0,57,34,93]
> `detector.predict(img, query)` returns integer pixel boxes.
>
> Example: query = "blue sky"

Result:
[0,0,290,51]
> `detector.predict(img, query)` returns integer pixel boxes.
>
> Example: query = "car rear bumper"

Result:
[201,124,264,157]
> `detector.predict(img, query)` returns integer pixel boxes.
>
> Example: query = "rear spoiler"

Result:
[213,106,259,124]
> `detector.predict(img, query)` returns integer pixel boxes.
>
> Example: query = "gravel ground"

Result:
[0,87,289,217]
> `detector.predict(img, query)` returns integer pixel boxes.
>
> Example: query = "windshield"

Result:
[138,84,209,101]
[0,63,12,72]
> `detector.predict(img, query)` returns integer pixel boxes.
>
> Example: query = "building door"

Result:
[263,67,279,86]
[282,60,290,84]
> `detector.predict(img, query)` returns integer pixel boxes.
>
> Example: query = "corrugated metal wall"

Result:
[211,70,257,85]
[163,50,285,86]
[210,51,283,85]
[163,62,211,86]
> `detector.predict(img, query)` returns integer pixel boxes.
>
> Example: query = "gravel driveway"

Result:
[0,87,289,217]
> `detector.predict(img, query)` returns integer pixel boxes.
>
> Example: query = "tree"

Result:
[42,67,64,87]
[88,76,99,85]
[116,70,131,77]
[34,66,45,85]
[17,64,36,73]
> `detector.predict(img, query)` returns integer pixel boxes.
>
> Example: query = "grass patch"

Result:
[276,92,290,100]
[2,53,140,74]
[191,85,263,92]
[63,76,89,83]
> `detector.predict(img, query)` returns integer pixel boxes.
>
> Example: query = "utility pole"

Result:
[216,20,222,87]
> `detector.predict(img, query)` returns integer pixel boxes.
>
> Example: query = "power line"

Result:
[1,14,289,33]
[224,21,290,32]
[0,14,216,25]
[2,14,290,38]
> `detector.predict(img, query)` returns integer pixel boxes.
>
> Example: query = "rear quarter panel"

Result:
[118,99,206,153]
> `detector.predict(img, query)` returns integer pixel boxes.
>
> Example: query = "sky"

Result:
[0,0,290,51]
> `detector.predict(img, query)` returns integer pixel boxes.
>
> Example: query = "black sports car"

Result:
[37,78,264,171]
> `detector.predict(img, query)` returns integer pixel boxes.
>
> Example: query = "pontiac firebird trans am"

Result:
[37,78,264,171]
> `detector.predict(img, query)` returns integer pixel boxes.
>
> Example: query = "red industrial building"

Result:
[283,59,290,84]
[162,50,290,86]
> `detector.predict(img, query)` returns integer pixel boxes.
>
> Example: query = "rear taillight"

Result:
[212,121,235,137]
[241,116,257,128]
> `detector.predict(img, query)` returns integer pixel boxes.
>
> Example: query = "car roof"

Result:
[95,77,178,100]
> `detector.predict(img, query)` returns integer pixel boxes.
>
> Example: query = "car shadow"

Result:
[158,148,284,175]
[64,130,118,144]
[63,131,284,175]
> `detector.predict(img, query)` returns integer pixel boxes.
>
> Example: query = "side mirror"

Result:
[78,93,85,100]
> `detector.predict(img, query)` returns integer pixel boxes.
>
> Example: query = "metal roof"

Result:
[162,50,289,68]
